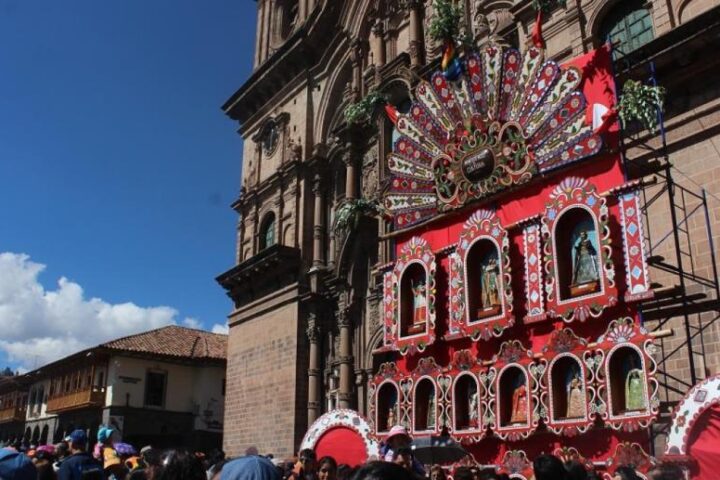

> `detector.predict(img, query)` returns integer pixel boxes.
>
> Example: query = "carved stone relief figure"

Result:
[362,151,379,200]
[424,1,443,59]
[287,136,302,162]
[486,8,514,46]
[473,6,490,44]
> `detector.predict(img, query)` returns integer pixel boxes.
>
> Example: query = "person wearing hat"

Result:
[381,426,411,462]
[57,430,105,480]
[381,426,425,476]
[0,447,37,480]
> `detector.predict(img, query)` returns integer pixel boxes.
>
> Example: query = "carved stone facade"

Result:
[218,0,720,458]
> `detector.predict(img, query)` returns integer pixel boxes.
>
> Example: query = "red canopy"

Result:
[688,404,720,480]
[314,426,368,467]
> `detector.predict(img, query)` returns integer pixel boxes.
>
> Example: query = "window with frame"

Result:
[144,371,167,407]
[259,213,276,250]
[600,0,654,57]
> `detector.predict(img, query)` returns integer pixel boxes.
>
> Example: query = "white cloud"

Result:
[0,252,214,370]
[183,317,202,329]
[211,323,229,334]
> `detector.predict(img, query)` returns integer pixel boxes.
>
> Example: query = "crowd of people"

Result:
[0,425,685,480]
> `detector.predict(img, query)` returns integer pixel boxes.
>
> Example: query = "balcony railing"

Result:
[45,387,105,414]
[0,406,25,424]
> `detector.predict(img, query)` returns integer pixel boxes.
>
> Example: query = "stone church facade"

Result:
[217,0,720,458]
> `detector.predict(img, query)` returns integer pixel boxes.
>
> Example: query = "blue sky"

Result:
[0,0,256,370]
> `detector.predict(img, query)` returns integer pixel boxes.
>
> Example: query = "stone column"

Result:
[254,0,265,67]
[408,0,425,67]
[307,313,321,424]
[252,202,260,254]
[371,18,386,67]
[261,0,272,63]
[337,295,354,409]
[312,174,325,267]
[344,148,358,200]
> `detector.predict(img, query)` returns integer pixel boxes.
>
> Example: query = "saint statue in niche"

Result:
[387,404,397,429]
[408,280,428,335]
[477,253,501,318]
[565,372,585,419]
[570,230,600,296]
[426,390,436,429]
[625,369,646,412]
[468,390,479,428]
[509,378,528,425]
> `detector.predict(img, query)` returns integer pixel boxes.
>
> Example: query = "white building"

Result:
[0,325,226,451]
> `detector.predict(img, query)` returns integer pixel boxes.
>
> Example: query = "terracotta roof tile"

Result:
[101,325,226,360]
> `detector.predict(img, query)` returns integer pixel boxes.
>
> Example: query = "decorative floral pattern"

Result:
[619,188,654,301]
[384,44,602,231]
[300,409,379,460]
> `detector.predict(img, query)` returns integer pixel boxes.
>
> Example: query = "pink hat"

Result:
[386,425,411,441]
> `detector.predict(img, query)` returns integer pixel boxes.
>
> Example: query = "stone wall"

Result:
[223,287,303,458]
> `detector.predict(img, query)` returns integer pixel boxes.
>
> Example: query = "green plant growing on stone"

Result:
[428,0,464,43]
[532,0,567,14]
[333,198,385,233]
[344,91,387,125]
[618,80,666,132]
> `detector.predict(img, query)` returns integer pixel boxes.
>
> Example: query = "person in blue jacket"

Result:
[57,430,105,480]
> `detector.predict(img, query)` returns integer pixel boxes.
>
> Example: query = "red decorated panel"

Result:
[447,209,514,341]
[618,187,654,302]
[497,450,534,480]
[522,219,546,324]
[603,442,657,479]
[381,236,437,355]
[542,177,618,322]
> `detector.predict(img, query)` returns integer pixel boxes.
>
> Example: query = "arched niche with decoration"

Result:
[540,328,596,436]
[593,318,660,431]
[448,209,514,341]
[409,357,443,435]
[381,236,437,355]
[369,363,407,437]
[542,177,617,322]
[488,341,541,441]
[444,350,485,441]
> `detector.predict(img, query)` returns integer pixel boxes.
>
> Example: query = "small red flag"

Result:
[594,107,618,135]
[385,103,399,126]
[531,10,545,49]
